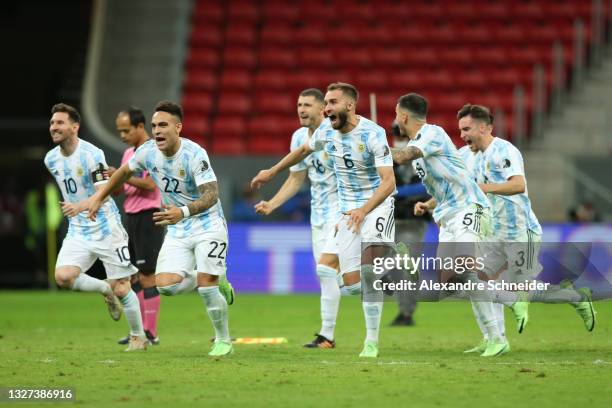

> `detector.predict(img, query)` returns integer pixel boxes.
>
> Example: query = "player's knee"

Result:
[342,270,360,286]
[55,269,77,288]
[112,280,130,298]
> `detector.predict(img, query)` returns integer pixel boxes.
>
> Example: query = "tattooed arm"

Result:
[391,146,423,165]
[187,181,219,215]
[152,181,219,226]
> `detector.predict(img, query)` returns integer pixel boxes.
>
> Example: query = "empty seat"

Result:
[182,92,214,113]
[212,117,246,138]
[217,93,252,115]
[183,70,217,92]
[223,47,257,69]
[219,70,252,91]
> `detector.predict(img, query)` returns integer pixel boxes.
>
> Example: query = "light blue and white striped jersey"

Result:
[457,145,483,183]
[478,137,542,239]
[309,116,394,212]
[289,119,339,227]
[408,124,489,222]
[44,139,122,241]
[128,138,225,238]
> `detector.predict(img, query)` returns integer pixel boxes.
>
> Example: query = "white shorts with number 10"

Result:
[56,226,137,280]
[156,219,228,277]
[336,199,395,275]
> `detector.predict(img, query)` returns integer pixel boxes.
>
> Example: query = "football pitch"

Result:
[1,291,610,407]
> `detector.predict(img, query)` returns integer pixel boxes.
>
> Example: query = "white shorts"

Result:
[336,200,395,275]
[156,220,228,277]
[480,230,542,282]
[311,222,339,262]
[437,204,491,260]
[56,227,138,280]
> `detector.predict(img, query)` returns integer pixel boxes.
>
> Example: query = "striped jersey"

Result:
[457,145,483,183]
[128,138,225,238]
[309,116,394,212]
[44,139,122,241]
[408,124,489,222]
[478,137,542,239]
[289,119,339,227]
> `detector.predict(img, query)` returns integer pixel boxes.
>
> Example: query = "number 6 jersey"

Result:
[44,139,122,241]
[128,138,225,239]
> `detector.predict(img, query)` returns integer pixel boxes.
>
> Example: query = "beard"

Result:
[331,111,348,130]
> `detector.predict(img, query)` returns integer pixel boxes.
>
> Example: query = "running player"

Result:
[252,83,396,358]
[392,93,526,357]
[44,103,147,351]
[457,104,596,355]
[87,101,234,356]
[254,88,341,349]
[113,107,164,346]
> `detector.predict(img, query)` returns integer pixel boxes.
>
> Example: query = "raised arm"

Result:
[255,170,307,215]
[251,143,313,190]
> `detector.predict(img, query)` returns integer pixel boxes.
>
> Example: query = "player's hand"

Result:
[478,183,490,193]
[152,205,183,226]
[60,201,85,218]
[107,166,117,177]
[414,201,429,216]
[251,169,275,190]
[86,196,103,221]
[254,200,275,215]
[343,208,366,233]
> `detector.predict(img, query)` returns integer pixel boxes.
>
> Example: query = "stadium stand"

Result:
[182,0,601,154]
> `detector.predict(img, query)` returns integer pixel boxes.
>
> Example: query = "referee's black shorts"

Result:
[125,208,165,274]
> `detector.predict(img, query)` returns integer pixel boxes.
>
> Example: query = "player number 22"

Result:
[162,177,181,193]
[207,241,227,259]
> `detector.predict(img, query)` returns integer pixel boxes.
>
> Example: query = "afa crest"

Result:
[179,169,185,177]
[357,143,366,153]
[76,167,84,177]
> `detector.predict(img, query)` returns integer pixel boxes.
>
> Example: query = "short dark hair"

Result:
[154,100,183,122]
[457,104,493,125]
[397,93,427,120]
[327,82,359,102]
[299,88,324,103]
[51,103,81,123]
[119,107,146,127]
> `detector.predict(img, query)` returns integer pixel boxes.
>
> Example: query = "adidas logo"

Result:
[217,261,224,266]
[376,233,383,239]
[330,145,337,152]
[152,167,159,173]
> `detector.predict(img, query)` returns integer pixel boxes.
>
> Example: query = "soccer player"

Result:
[392,93,525,357]
[44,103,147,351]
[254,88,341,349]
[113,107,164,346]
[87,101,234,356]
[252,83,396,358]
[457,104,596,354]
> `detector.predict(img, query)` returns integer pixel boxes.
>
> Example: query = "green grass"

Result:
[1,291,611,407]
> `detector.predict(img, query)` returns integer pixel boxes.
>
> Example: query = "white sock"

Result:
[472,300,501,341]
[471,300,489,341]
[198,286,230,341]
[495,302,506,341]
[363,302,383,343]
[119,290,145,336]
[157,274,197,296]
[317,265,340,340]
[71,273,111,295]
[340,282,361,296]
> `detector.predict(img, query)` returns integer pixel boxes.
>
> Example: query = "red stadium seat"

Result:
[247,135,291,155]
[212,136,246,155]
[185,48,220,69]
[190,26,223,47]
[255,92,296,115]
[228,2,259,22]
[259,48,297,69]
[181,114,210,140]
[183,70,217,92]
[223,47,257,69]
[217,93,252,115]
[262,2,299,22]
[182,92,214,113]
[260,25,294,46]
[191,2,224,24]
[225,24,257,46]
[254,71,290,90]
[219,70,252,92]
[372,47,405,67]
[212,117,246,138]
[297,48,337,69]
